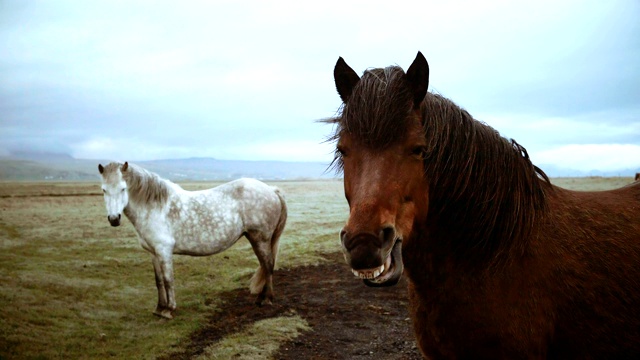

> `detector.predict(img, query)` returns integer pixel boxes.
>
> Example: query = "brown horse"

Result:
[329,52,640,359]
[635,172,640,181]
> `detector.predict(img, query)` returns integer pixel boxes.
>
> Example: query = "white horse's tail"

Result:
[249,187,287,294]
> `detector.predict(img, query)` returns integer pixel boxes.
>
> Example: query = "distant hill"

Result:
[0,152,636,181]
[535,163,639,178]
[0,152,337,181]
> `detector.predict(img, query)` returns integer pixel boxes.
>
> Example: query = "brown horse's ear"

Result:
[121,162,128,172]
[98,164,104,174]
[406,51,429,109]
[334,57,360,103]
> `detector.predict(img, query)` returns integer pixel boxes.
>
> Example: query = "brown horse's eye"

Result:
[336,146,346,157]
[411,146,426,158]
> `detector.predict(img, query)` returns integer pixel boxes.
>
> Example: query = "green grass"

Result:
[0,177,634,359]
[550,176,635,191]
[195,315,310,360]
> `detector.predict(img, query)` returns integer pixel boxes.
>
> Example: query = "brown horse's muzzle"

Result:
[341,226,404,287]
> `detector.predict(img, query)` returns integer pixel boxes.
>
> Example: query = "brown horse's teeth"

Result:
[352,264,385,279]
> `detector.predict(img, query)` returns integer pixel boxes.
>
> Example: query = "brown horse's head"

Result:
[331,52,430,286]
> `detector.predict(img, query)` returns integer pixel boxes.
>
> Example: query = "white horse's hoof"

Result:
[256,296,273,307]
[153,309,173,319]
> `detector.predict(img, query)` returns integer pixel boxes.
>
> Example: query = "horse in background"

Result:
[98,162,287,319]
[329,52,640,358]
[635,172,639,181]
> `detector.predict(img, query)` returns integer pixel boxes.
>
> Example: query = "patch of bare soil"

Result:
[161,252,422,360]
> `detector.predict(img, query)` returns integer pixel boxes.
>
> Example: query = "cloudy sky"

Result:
[1,0,639,173]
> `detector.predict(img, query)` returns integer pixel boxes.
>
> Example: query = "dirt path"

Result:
[162,252,422,360]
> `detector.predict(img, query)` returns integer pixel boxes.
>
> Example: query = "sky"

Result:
[1,0,639,174]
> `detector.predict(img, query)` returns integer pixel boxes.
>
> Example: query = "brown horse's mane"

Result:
[328,65,553,263]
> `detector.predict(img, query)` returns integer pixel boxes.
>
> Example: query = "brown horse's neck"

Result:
[417,94,551,266]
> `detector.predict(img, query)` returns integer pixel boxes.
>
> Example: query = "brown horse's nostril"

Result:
[342,231,381,252]
[380,225,396,245]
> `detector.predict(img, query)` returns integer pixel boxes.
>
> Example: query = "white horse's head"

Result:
[98,162,129,227]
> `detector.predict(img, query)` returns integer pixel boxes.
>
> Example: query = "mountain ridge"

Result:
[0,152,637,181]
[0,152,336,181]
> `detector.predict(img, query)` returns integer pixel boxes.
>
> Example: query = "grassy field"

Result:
[549,176,636,191]
[0,176,635,359]
[0,180,347,359]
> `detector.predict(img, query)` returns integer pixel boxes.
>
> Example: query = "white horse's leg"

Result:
[152,252,175,319]
[246,196,286,306]
[152,256,169,317]
[246,230,275,306]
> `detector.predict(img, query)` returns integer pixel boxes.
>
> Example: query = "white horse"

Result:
[98,161,287,319]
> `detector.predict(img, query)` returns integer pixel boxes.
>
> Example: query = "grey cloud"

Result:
[0,0,638,171]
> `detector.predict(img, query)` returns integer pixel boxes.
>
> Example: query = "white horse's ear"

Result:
[98,164,104,174]
[122,162,129,172]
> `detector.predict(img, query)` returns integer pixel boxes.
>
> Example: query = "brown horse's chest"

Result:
[404,257,553,359]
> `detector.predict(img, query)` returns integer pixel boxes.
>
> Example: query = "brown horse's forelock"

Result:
[328,66,552,264]
[330,66,414,143]
[326,66,415,173]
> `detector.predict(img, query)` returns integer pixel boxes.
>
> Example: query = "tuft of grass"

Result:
[195,314,310,360]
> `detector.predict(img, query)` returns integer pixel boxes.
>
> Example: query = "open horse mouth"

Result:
[351,239,403,287]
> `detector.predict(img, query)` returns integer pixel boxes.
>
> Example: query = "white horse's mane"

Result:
[103,162,170,205]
